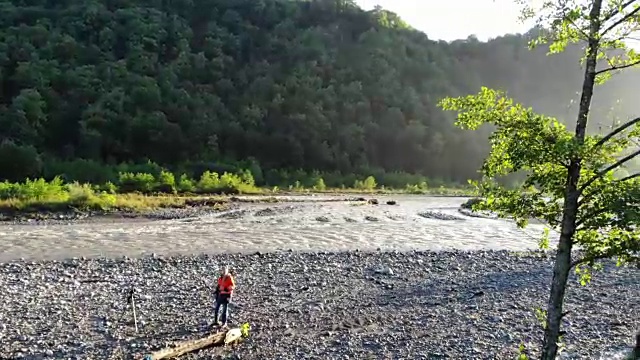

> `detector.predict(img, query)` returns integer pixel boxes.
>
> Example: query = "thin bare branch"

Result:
[579,148,640,192]
[601,3,640,36]
[592,116,640,148]
[595,58,640,75]
[609,26,640,43]
[567,18,591,39]
[559,6,590,39]
[620,172,640,182]
[601,0,637,23]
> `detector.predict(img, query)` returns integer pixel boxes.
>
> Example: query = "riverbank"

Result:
[0,251,637,360]
[0,178,474,222]
[0,193,411,224]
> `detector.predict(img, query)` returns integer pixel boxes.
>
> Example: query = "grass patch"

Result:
[0,177,235,215]
[112,194,227,211]
[0,171,476,217]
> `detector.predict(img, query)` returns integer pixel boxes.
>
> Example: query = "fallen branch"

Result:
[142,331,227,359]
[141,323,250,359]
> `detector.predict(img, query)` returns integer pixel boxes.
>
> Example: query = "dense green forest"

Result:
[0,0,638,187]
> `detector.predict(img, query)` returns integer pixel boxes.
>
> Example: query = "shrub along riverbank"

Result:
[0,168,475,216]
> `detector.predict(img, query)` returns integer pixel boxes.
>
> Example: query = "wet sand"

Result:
[0,195,553,262]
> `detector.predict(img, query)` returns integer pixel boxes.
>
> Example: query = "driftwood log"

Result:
[140,329,239,360]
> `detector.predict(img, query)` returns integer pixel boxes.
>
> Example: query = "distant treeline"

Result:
[1,0,637,185]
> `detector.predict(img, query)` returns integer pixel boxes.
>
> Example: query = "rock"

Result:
[417,211,465,221]
[217,210,247,219]
[457,208,498,219]
[386,201,397,205]
[367,199,379,205]
[373,266,394,276]
[254,208,276,217]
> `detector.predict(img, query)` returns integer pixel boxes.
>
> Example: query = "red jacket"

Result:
[217,274,235,295]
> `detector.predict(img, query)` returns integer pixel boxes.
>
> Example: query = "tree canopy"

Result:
[440,86,639,265]
[440,0,640,358]
[0,0,638,184]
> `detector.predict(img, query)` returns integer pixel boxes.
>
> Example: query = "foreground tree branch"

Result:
[620,172,640,182]
[600,0,637,23]
[577,171,640,208]
[558,5,591,39]
[591,116,640,149]
[575,207,606,228]
[572,250,640,269]
[595,58,640,75]
[571,250,616,268]
[579,148,640,192]
[600,2,640,36]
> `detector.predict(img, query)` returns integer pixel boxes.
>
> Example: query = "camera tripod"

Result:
[114,286,139,333]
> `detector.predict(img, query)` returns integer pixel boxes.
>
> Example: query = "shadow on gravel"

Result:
[385,266,553,310]
[466,268,551,293]
[30,342,116,360]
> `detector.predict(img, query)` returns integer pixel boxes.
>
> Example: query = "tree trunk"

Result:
[540,189,578,360]
[631,331,640,360]
[540,1,603,359]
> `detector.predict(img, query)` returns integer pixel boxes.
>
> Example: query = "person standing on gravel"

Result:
[213,265,235,327]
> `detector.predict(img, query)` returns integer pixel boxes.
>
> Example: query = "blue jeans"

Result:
[214,294,230,324]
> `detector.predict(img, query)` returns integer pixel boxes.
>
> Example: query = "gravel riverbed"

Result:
[1,250,638,360]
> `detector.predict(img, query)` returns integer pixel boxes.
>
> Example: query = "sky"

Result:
[354,0,535,41]
[355,0,640,49]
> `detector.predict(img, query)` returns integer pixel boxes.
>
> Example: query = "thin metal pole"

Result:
[131,290,138,333]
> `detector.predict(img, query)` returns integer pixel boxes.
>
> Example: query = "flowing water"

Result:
[0,195,554,262]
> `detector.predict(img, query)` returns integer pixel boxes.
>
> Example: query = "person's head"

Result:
[221,265,229,276]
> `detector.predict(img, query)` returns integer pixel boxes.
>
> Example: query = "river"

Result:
[0,195,554,262]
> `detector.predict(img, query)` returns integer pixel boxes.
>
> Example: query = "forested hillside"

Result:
[0,0,638,186]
